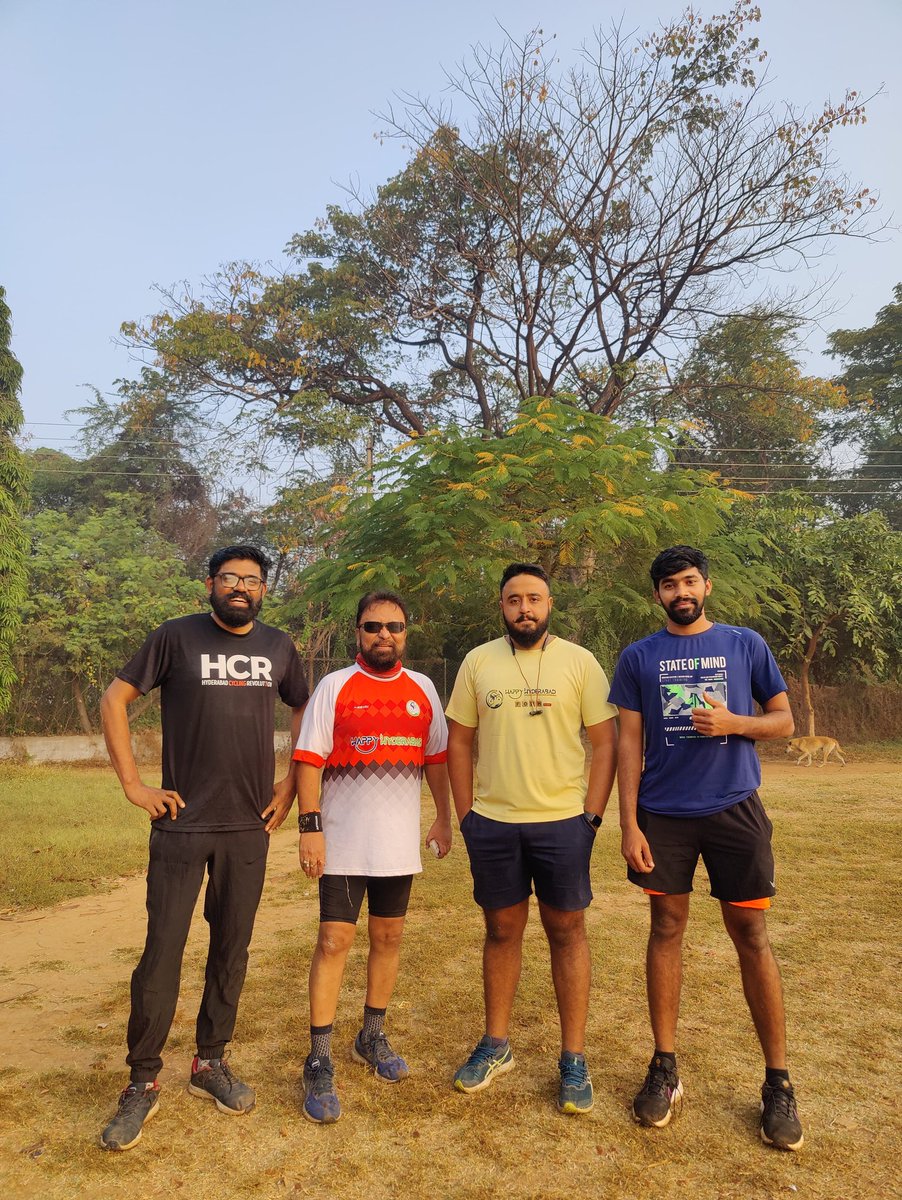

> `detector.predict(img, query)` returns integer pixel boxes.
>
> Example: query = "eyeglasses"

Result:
[214,572,265,592]
[358,621,406,634]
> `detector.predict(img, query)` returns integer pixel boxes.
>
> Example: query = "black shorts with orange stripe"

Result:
[627,791,776,906]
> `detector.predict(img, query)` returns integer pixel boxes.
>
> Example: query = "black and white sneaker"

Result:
[188,1054,255,1113]
[100,1081,160,1151]
[632,1055,683,1127]
[760,1078,804,1150]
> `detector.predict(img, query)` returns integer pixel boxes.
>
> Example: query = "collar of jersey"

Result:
[355,653,403,680]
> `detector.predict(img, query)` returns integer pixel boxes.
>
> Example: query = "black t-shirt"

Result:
[118,613,309,832]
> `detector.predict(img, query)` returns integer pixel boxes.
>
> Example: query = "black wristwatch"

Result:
[583,812,602,829]
[298,810,323,833]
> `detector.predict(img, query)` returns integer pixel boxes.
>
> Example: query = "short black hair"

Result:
[208,544,272,581]
[499,562,551,594]
[649,545,709,588]
[355,590,410,626]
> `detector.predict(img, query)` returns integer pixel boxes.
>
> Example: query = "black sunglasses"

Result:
[358,621,406,634]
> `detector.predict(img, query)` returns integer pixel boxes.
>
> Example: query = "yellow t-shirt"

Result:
[446,636,617,823]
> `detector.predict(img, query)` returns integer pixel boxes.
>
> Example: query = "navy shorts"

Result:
[460,810,596,912]
[627,791,776,904]
[319,874,413,925]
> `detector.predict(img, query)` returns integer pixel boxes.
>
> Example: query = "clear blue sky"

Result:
[3,0,900,455]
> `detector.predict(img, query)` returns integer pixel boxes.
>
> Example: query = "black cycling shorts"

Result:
[318,874,414,925]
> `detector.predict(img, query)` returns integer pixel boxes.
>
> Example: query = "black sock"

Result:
[765,1067,790,1087]
[653,1049,677,1067]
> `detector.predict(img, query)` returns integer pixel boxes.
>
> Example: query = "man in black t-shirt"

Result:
[98,545,309,1152]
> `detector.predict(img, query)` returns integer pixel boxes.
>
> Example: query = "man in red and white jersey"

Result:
[293,590,452,1123]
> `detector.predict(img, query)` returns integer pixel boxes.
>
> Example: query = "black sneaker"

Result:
[632,1054,683,1127]
[302,1054,341,1123]
[100,1081,160,1151]
[760,1078,804,1150]
[188,1054,255,1114]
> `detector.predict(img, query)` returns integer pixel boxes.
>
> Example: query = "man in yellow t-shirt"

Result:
[446,563,617,1115]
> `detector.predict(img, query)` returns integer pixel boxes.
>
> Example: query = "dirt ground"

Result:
[0,760,890,1081]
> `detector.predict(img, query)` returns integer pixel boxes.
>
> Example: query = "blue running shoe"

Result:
[453,1036,514,1093]
[352,1031,410,1082]
[302,1055,341,1124]
[558,1052,594,1114]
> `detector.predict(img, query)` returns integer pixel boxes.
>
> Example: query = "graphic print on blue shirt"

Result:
[609,625,786,818]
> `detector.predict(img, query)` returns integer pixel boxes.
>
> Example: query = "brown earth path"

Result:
[0,826,315,1082]
[0,760,890,1080]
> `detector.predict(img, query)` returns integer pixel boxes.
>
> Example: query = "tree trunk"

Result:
[800,622,829,737]
[72,676,94,735]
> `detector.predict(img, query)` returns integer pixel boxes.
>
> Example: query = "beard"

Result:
[209,589,263,628]
[359,642,401,672]
[662,596,705,626]
[503,612,550,649]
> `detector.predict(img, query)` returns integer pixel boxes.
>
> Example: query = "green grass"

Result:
[0,765,149,909]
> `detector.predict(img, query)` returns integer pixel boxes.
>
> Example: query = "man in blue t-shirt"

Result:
[609,546,804,1152]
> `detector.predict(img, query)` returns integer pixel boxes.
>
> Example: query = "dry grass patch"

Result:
[0,760,898,1198]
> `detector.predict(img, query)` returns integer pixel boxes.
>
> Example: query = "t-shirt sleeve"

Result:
[278,637,310,709]
[117,624,171,695]
[445,656,478,727]
[608,647,641,712]
[748,633,788,705]
[580,653,619,726]
[423,679,449,762]
[292,676,338,766]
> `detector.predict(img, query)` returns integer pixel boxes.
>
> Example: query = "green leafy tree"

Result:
[619,310,846,492]
[744,499,902,735]
[0,286,30,714]
[20,499,204,733]
[827,284,902,527]
[294,398,777,665]
[125,2,875,443]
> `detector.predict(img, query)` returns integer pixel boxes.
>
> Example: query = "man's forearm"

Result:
[424,763,452,823]
[446,735,475,822]
[730,708,795,741]
[101,690,141,793]
[297,762,323,813]
[584,721,617,819]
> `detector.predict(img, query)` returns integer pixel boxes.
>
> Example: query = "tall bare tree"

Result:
[126,2,877,440]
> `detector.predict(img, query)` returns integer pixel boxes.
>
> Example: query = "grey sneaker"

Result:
[632,1054,683,1127]
[352,1030,410,1082]
[303,1054,341,1124]
[100,1081,160,1151]
[558,1052,594,1114]
[453,1036,515,1093]
[188,1054,255,1113]
[760,1078,804,1150]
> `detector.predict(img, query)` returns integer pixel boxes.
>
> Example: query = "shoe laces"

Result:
[118,1083,154,1111]
[367,1032,395,1064]
[467,1039,504,1066]
[308,1057,335,1096]
[642,1058,676,1097]
[764,1081,797,1118]
[204,1054,237,1090]
[560,1056,589,1087]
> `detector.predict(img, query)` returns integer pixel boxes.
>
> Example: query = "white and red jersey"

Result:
[293,655,448,876]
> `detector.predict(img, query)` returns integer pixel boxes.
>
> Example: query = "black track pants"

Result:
[125,826,269,1083]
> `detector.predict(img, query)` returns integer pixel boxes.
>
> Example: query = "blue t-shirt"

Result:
[608,624,787,817]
